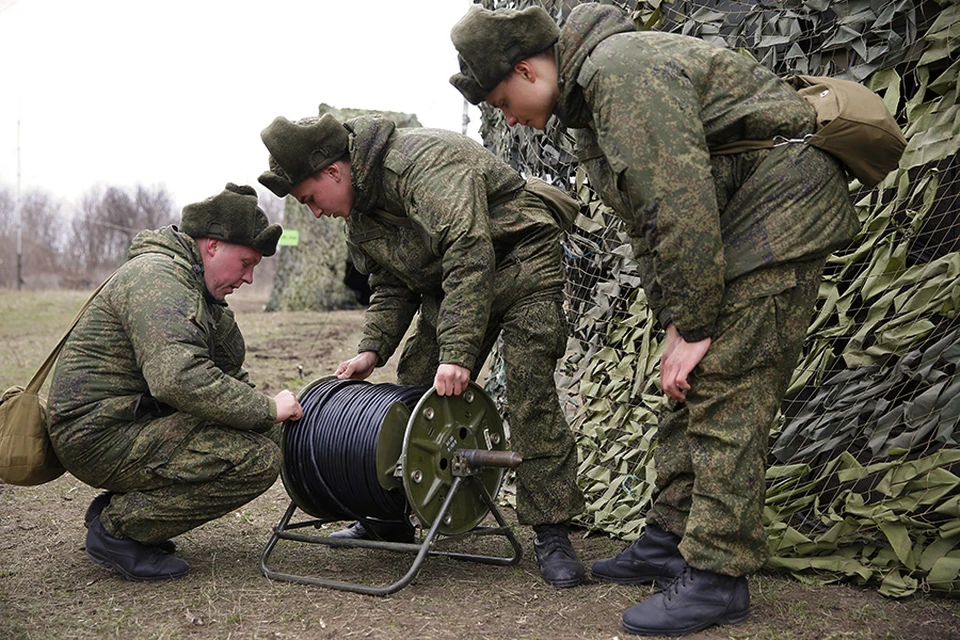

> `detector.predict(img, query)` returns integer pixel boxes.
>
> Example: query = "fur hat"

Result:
[449,5,559,105]
[258,114,349,197]
[180,183,282,257]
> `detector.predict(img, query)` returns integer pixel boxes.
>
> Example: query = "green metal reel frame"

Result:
[261,379,522,595]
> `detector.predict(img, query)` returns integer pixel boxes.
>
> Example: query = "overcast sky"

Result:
[0,0,479,211]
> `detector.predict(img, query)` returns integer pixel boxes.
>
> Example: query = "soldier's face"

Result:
[202,240,263,301]
[291,162,355,219]
[485,59,557,130]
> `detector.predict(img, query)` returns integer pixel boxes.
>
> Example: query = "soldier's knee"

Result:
[253,439,282,488]
[233,437,282,495]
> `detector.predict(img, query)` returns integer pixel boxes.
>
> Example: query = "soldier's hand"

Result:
[660,324,711,402]
[434,363,470,396]
[336,351,378,380]
[274,389,303,423]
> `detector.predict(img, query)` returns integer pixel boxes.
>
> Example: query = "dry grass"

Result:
[1,288,958,640]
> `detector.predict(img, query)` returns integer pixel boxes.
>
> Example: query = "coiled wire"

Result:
[284,378,426,523]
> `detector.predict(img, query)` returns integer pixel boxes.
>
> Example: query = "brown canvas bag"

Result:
[0,354,65,486]
[0,275,116,486]
[711,74,907,188]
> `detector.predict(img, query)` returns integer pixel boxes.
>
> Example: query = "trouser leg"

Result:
[396,313,442,387]
[500,293,584,526]
[99,417,281,546]
[647,260,824,575]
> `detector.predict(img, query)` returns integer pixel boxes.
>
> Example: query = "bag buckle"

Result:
[773,133,813,147]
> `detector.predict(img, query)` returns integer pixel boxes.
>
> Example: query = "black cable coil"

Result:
[283,378,426,523]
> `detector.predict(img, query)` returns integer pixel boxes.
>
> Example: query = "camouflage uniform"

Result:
[555,5,859,575]
[342,115,584,526]
[47,227,281,546]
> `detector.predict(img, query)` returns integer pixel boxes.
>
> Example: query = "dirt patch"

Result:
[1,292,958,640]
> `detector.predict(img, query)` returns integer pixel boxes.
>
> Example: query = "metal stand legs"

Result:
[260,475,523,596]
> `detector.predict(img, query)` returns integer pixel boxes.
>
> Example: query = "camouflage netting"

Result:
[478,0,960,597]
[267,105,421,312]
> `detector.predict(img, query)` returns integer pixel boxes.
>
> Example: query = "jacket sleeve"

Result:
[396,153,495,371]
[353,245,422,364]
[115,262,275,432]
[583,54,726,341]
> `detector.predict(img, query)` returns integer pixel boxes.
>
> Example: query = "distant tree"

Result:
[66,184,177,285]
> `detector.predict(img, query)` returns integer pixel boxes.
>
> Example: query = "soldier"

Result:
[47,183,303,582]
[450,3,859,636]
[258,112,586,588]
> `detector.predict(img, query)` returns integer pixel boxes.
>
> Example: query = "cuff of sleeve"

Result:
[438,348,476,373]
[657,308,673,332]
[268,397,277,423]
[677,324,715,343]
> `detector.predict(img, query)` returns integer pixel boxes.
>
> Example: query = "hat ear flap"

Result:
[450,72,490,105]
[258,170,293,198]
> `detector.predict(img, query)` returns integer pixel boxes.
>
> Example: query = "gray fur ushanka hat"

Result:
[258,114,349,197]
[180,183,282,257]
[449,5,560,104]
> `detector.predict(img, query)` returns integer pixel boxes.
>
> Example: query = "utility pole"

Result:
[16,118,23,290]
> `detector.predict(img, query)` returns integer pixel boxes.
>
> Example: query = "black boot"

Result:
[85,491,177,554]
[621,566,749,636]
[533,523,585,588]
[328,520,415,543]
[591,524,687,586]
[85,516,190,582]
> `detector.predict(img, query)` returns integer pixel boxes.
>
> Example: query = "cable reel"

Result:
[260,376,523,595]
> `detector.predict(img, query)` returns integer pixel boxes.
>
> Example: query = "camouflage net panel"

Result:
[478,0,960,597]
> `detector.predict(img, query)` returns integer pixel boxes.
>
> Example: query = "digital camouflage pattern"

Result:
[648,259,824,575]
[553,4,859,574]
[47,227,280,544]
[342,115,583,525]
[557,3,858,341]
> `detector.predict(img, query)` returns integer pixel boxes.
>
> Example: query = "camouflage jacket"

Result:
[556,4,858,341]
[343,115,564,371]
[48,227,276,466]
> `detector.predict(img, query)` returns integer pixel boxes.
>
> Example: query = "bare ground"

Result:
[1,291,958,640]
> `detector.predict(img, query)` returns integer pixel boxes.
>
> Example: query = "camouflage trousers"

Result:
[647,258,825,576]
[69,413,281,546]
[396,289,584,526]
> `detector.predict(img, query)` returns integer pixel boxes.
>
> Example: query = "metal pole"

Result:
[16,118,22,290]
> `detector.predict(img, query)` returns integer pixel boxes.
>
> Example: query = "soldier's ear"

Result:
[199,237,221,257]
[514,60,537,83]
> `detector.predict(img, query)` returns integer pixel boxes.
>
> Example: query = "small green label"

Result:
[278,230,300,246]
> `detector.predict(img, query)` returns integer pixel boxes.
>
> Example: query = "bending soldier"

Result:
[450,3,859,635]
[258,112,586,588]
[48,183,303,581]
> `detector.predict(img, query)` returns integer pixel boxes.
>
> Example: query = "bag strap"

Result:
[709,139,776,156]
[25,269,121,393]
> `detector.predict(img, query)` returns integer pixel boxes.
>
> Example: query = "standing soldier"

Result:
[258,112,586,588]
[450,3,859,636]
[48,183,302,581]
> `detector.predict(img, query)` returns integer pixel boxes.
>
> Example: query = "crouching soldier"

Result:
[47,183,303,581]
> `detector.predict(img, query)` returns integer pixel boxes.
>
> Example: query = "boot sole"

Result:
[590,570,672,586]
[542,575,585,588]
[86,549,190,582]
[621,609,749,636]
